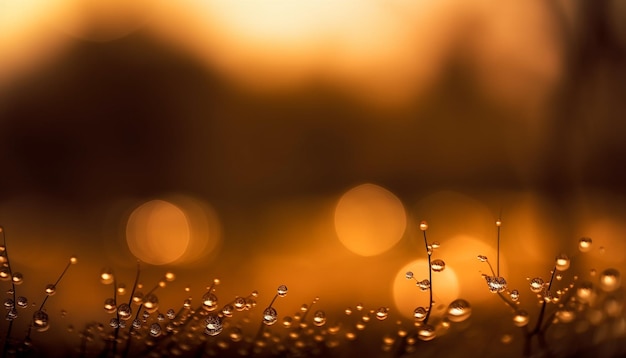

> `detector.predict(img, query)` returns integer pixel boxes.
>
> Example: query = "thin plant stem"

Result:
[532,266,557,335]
[422,230,434,324]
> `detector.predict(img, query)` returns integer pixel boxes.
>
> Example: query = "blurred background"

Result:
[0,0,626,356]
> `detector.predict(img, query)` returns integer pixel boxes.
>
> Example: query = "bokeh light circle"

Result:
[126,200,190,265]
[334,183,406,256]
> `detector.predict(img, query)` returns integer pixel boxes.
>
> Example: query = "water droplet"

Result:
[263,307,278,326]
[0,267,10,281]
[556,274,563,281]
[16,296,27,308]
[234,297,246,311]
[183,297,192,309]
[300,304,309,313]
[118,303,132,320]
[44,284,56,296]
[103,298,116,314]
[222,304,234,317]
[431,241,440,249]
[5,307,17,321]
[277,285,288,297]
[418,280,431,291]
[142,310,150,319]
[165,272,175,282]
[599,269,621,292]
[405,271,414,280]
[157,313,165,321]
[205,314,223,336]
[345,308,352,315]
[477,255,488,262]
[132,318,141,329]
[578,237,592,253]
[11,272,23,285]
[375,307,389,321]
[513,310,529,327]
[33,310,49,331]
[577,282,594,302]
[556,307,576,323]
[501,334,513,344]
[3,299,13,310]
[100,268,114,285]
[431,259,446,272]
[229,327,243,342]
[447,299,472,323]
[202,292,218,311]
[143,293,159,313]
[356,303,364,311]
[486,276,507,293]
[495,220,502,227]
[604,297,623,317]
[529,278,544,293]
[419,221,428,231]
[109,318,119,328]
[413,307,427,321]
[555,253,570,271]
[510,290,519,301]
[132,291,144,305]
[417,324,436,341]
[313,310,327,326]
[150,323,162,337]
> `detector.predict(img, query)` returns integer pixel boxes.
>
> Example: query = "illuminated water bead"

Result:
[529,278,544,293]
[413,307,427,321]
[576,282,594,302]
[100,268,114,285]
[44,284,56,296]
[16,296,27,308]
[205,314,223,336]
[277,285,288,297]
[477,255,488,262]
[282,316,293,328]
[6,308,17,321]
[132,319,141,329]
[431,259,446,272]
[263,307,278,326]
[485,276,507,293]
[447,299,472,323]
[431,241,440,249]
[556,307,576,323]
[118,303,132,320]
[103,298,117,314]
[513,310,529,327]
[150,323,162,337]
[11,272,23,285]
[555,253,570,271]
[578,237,592,253]
[405,271,414,280]
[510,290,520,301]
[222,304,234,317]
[234,297,246,311]
[33,310,50,331]
[157,313,165,321]
[419,221,428,231]
[0,267,10,281]
[417,324,436,341]
[418,280,431,291]
[202,292,219,311]
[313,310,327,326]
[375,307,389,321]
[143,293,159,312]
[109,318,119,329]
[165,272,175,282]
[599,268,621,292]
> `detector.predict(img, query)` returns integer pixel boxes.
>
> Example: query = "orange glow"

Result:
[126,200,191,265]
[393,259,459,319]
[334,184,406,256]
